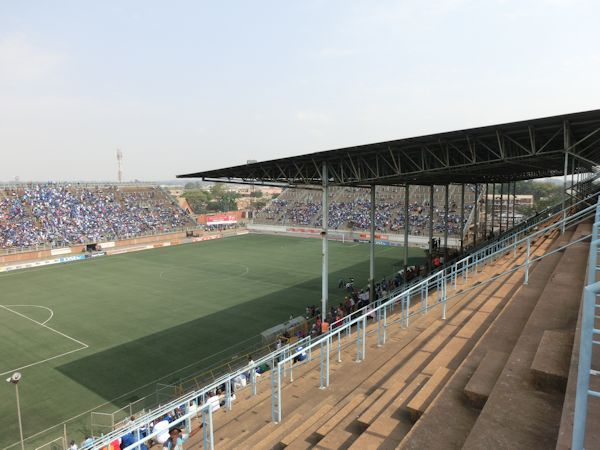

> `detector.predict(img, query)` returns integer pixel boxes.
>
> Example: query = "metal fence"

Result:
[85,192,597,450]
[33,437,65,450]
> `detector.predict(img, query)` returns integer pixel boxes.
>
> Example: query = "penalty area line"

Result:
[0,304,89,377]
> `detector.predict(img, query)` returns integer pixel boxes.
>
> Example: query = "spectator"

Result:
[162,427,188,450]
[152,415,171,446]
[0,184,195,249]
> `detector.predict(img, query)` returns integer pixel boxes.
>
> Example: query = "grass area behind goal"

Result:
[0,234,425,448]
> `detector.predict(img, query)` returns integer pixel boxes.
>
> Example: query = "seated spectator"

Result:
[206,391,221,413]
[162,427,188,450]
[152,415,171,446]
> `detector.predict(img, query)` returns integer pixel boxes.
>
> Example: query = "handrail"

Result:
[572,195,600,450]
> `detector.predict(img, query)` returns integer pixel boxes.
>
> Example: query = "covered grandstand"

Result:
[20,109,600,449]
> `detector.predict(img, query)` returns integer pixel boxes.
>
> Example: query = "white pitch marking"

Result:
[5,304,54,325]
[0,347,88,377]
[0,304,89,377]
[0,304,88,348]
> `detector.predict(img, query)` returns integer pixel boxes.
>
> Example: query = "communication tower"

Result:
[116,149,123,182]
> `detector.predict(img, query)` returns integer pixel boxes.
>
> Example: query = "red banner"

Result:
[206,214,238,225]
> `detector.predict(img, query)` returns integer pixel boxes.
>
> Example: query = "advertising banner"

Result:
[206,214,238,225]
[192,235,221,243]
[51,248,72,256]
[60,255,86,263]
[86,252,107,259]
[1,254,86,273]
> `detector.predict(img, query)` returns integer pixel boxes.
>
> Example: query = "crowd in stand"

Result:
[0,184,194,249]
[255,187,479,236]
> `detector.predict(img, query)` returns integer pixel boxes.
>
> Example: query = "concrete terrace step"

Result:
[530,329,574,392]
[463,222,590,450]
[406,368,452,421]
[279,403,335,447]
[464,350,509,408]
[293,265,513,449]
[348,374,428,450]
[353,291,489,429]
[315,392,370,438]
[397,228,564,450]
[353,246,545,450]
[556,284,600,450]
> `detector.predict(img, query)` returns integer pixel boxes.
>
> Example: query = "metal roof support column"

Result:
[460,184,465,253]
[499,183,504,234]
[505,183,510,231]
[429,185,434,271]
[473,184,479,248]
[571,155,576,206]
[369,185,376,303]
[484,184,489,240]
[512,181,516,228]
[321,162,329,320]
[491,183,496,237]
[444,184,449,263]
[562,121,570,234]
[404,185,409,272]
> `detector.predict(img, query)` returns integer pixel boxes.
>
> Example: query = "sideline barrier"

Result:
[0,254,86,273]
[85,191,597,450]
[0,229,243,274]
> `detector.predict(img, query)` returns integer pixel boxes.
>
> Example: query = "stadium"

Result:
[1,108,599,450]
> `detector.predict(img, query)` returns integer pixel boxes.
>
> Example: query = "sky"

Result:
[1,0,599,182]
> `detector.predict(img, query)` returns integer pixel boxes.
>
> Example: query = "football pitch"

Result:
[0,234,425,448]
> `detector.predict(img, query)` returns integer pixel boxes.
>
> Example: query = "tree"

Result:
[182,190,212,214]
[250,190,263,198]
[184,182,202,190]
[209,183,227,198]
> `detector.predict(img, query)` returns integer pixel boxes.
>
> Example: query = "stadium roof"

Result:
[178,109,600,187]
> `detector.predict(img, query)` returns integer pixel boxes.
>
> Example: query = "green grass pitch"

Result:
[0,234,425,447]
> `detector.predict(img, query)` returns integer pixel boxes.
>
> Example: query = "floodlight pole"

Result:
[321,162,329,320]
[9,379,25,450]
[16,383,24,450]
[369,185,376,302]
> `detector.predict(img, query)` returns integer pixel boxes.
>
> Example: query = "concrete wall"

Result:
[0,231,187,265]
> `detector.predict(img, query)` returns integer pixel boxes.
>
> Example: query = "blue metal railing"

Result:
[572,195,600,450]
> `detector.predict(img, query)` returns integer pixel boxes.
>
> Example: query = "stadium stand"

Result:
[79,186,595,450]
[254,185,479,236]
[0,184,195,250]
[206,219,563,450]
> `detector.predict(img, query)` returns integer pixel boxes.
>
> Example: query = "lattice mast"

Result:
[116,149,123,182]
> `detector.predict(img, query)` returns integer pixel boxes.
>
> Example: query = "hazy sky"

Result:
[1,0,599,182]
